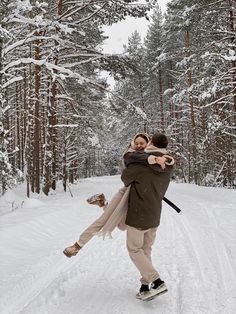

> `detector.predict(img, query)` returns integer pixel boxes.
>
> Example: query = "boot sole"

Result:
[63,250,78,258]
[63,250,72,257]
[142,285,168,302]
[136,291,150,300]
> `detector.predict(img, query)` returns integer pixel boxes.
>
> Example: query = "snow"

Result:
[88,134,100,146]
[8,0,33,13]
[130,104,147,119]
[3,58,109,90]
[0,176,236,314]
[223,55,236,61]
[2,76,23,89]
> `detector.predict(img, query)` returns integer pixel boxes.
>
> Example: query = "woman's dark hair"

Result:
[151,133,168,148]
[134,133,149,143]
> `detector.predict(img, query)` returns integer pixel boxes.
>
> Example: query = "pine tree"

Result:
[0,0,157,195]
[107,0,235,187]
[0,0,14,195]
[144,5,166,132]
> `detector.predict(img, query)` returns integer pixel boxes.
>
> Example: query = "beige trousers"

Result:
[126,225,160,285]
[77,186,127,247]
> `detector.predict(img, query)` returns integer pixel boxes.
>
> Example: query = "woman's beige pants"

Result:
[77,187,127,247]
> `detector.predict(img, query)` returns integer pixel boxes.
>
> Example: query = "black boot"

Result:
[136,284,149,299]
[142,278,168,301]
[151,278,165,289]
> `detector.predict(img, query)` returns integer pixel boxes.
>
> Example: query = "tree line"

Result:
[0,0,235,197]
[109,0,236,187]
[0,0,152,196]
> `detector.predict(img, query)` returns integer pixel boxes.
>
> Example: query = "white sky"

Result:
[103,0,170,54]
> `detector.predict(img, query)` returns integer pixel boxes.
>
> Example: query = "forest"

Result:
[0,0,235,197]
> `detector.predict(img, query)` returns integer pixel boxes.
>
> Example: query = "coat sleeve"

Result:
[121,165,142,187]
[148,152,174,173]
[121,168,133,187]
[149,163,174,174]
[123,152,149,167]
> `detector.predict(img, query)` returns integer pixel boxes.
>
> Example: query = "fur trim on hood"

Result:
[130,132,150,149]
[123,132,150,155]
[145,145,168,154]
[145,145,175,166]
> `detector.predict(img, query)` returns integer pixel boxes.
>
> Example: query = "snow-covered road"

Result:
[0,176,236,314]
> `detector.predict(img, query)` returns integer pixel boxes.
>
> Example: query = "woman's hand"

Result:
[155,156,166,170]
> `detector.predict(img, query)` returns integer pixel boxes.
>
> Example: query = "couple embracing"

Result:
[63,132,174,302]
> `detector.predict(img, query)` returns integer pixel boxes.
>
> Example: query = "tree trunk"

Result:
[28,47,34,194]
[50,0,63,190]
[33,37,41,194]
[184,29,198,183]
[229,0,236,122]
[15,82,21,170]
[137,73,147,133]
[158,65,165,132]
[62,148,67,192]
[43,78,52,196]
[0,1,8,194]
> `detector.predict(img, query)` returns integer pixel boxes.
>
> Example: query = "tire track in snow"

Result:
[161,209,206,314]
[21,231,170,314]
[2,179,235,314]
[4,251,80,314]
[160,209,182,314]
[164,195,235,314]
[202,205,236,314]
[174,212,222,313]
[17,233,127,313]
[20,235,125,313]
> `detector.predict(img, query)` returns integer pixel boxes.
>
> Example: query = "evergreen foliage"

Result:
[108,0,236,187]
[0,0,155,195]
[0,0,235,195]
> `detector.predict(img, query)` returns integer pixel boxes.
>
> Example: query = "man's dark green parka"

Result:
[121,151,173,230]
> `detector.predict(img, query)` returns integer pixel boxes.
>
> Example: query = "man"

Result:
[121,133,174,301]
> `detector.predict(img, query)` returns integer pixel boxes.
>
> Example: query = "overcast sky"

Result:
[103,0,170,54]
